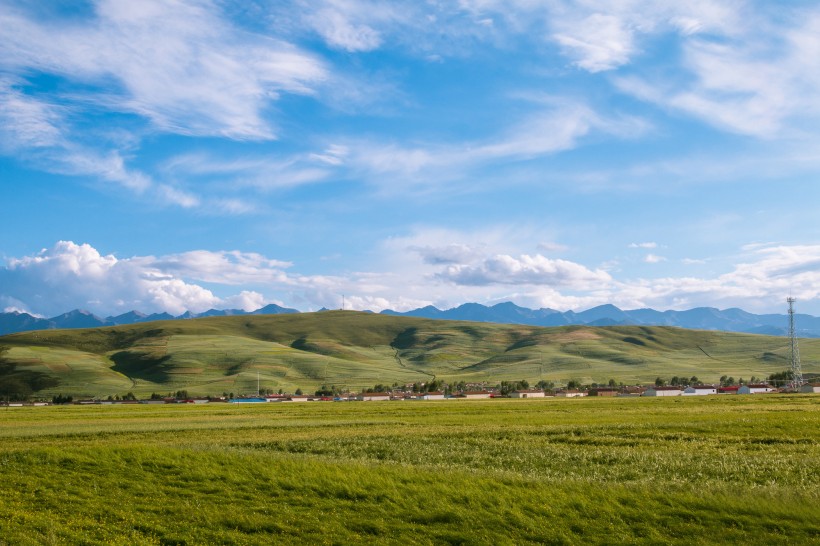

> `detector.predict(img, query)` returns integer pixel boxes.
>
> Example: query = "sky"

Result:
[2,0,820,318]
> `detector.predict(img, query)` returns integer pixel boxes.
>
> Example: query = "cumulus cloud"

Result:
[0,242,295,316]
[437,254,613,288]
[4,240,820,317]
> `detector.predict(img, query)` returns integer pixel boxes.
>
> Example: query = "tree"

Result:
[608,378,617,387]
[294,388,303,395]
[52,394,73,405]
[689,376,699,386]
[655,377,666,387]
[767,370,793,386]
[566,379,580,390]
[315,385,334,396]
[720,376,736,387]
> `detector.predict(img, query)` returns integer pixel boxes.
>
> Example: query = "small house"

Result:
[356,392,392,401]
[683,385,717,396]
[509,389,546,399]
[737,384,775,394]
[800,383,820,394]
[555,390,587,398]
[417,391,446,400]
[459,391,493,399]
[643,386,683,397]
[718,386,739,394]
[588,388,618,397]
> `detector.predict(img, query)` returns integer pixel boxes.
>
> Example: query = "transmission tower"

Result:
[787,297,804,390]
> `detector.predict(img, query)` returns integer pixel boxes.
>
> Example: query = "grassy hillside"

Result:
[1,311,818,398]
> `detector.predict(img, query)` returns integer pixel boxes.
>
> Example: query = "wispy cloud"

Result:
[629,242,657,249]
[0,0,327,140]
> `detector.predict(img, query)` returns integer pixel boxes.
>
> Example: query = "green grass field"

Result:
[2,311,819,398]
[0,396,818,544]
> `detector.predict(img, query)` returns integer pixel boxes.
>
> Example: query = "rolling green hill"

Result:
[1,311,818,398]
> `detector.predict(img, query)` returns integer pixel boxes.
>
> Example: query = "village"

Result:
[3,379,819,407]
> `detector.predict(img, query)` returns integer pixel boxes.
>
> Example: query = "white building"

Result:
[683,385,717,396]
[357,392,392,401]
[800,383,820,394]
[459,391,493,399]
[737,384,775,394]
[509,390,546,399]
[555,390,587,398]
[417,392,446,400]
[643,386,683,397]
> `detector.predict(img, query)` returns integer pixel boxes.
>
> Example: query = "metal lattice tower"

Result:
[787,297,804,390]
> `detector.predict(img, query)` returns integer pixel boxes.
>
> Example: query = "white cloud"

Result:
[0,242,296,316]
[343,99,646,191]
[553,12,637,72]
[307,6,383,52]
[538,242,569,253]
[0,78,63,150]
[0,80,152,192]
[629,242,657,249]
[644,253,666,264]
[409,243,482,265]
[0,0,327,140]
[437,254,613,288]
[614,7,820,138]
[4,240,820,317]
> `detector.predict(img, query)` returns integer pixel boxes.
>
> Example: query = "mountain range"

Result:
[1,301,818,338]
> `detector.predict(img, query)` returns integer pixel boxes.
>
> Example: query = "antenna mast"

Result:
[787,297,804,391]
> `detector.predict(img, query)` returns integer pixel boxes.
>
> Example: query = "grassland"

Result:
[2,311,819,398]
[0,396,818,544]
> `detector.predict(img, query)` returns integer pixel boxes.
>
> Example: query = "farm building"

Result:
[509,389,546,399]
[800,383,820,394]
[417,392,446,400]
[737,384,775,394]
[286,395,312,402]
[588,388,618,397]
[459,391,493,399]
[643,386,683,397]
[718,386,739,394]
[683,385,718,396]
[555,390,587,398]
[357,392,392,401]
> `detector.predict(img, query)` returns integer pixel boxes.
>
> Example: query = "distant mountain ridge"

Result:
[0,304,298,336]
[380,302,820,338]
[1,301,818,338]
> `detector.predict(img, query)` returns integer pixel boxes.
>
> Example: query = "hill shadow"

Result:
[110,351,173,383]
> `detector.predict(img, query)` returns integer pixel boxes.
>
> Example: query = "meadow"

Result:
[0,395,818,544]
[2,311,819,398]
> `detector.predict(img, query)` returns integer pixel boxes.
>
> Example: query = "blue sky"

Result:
[2,0,820,317]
